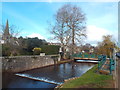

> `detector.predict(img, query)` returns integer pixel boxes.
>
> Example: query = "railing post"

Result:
[98,61,100,70]
[110,58,112,75]
[98,56,101,70]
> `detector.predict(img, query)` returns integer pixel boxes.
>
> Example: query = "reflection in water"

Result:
[7,62,95,88]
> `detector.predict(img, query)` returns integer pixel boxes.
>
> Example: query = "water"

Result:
[7,76,56,88]
[4,61,95,88]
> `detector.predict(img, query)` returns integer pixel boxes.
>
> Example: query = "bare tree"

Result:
[50,4,86,55]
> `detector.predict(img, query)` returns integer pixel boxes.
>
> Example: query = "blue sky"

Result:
[2,2,118,46]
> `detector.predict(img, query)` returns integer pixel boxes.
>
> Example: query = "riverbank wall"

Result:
[1,55,57,72]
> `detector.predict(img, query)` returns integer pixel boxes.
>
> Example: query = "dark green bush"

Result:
[40,45,60,55]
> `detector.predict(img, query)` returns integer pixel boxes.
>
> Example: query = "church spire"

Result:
[4,19,10,36]
[3,19,10,43]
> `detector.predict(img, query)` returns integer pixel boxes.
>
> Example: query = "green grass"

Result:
[60,65,113,88]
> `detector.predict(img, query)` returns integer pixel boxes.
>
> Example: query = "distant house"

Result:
[80,43,95,53]
[48,42,61,46]
[89,47,94,53]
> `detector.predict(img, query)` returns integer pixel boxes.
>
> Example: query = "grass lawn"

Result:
[60,65,114,88]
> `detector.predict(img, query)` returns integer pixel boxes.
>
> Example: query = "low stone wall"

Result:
[2,55,57,72]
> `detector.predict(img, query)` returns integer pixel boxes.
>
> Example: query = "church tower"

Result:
[3,19,11,43]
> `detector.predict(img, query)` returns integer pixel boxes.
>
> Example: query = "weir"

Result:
[15,73,62,85]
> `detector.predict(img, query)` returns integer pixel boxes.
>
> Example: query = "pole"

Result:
[59,46,62,61]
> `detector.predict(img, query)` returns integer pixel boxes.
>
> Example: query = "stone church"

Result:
[1,20,18,45]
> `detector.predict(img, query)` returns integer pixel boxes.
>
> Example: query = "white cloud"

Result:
[27,33,46,40]
[87,25,108,41]
[86,25,118,46]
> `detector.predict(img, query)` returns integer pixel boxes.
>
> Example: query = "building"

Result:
[80,44,95,54]
[48,42,61,46]
[1,20,19,46]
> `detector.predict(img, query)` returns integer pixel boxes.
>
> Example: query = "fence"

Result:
[98,55,115,75]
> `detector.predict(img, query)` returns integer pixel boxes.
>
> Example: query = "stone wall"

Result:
[2,55,58,72]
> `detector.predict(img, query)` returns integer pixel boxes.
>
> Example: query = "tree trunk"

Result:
[72,28,75,55]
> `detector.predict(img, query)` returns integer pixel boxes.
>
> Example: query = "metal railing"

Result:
[72,53,101,59]
[98,55,106,70]
[98,55,115,75]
